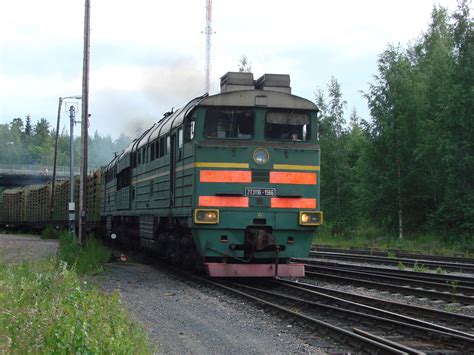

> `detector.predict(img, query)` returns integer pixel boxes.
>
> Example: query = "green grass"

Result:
[315,222,474,257]
[57,232,112,275]
[0,258,152,354]
[1,232,153,353]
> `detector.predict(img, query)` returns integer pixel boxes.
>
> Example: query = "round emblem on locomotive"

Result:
[253,148,269,165]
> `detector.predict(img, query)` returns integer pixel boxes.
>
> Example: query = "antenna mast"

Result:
[204,0,213,93]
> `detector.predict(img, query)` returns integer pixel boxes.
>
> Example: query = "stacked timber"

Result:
[24,184,51,223]
[0,169,103,226]
[3,188,25,223]
[53,180,69,223]
[38,184,51,222]
[24,185,40,222]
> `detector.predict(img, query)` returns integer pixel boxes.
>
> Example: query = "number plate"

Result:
[245,187,276,197]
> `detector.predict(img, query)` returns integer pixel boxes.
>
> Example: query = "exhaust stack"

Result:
[220,72,291,94]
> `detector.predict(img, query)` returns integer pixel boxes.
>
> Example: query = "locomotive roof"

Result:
[108,89,318,170]
[199,90,317,111]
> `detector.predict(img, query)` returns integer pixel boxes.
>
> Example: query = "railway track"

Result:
[163,269,398,353]
[312,245,474,264]
[299,263,474,305]
[199,276,474,353]
[309,250,474,273]
[131,252,474,353]
[183,272,407,353]
[297,258,474,288]
[295,258,474,297]
[272,279,474,336]
[278,279,474,334]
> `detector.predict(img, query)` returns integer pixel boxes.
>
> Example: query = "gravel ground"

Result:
[0,233,58,263]
[7,233,470,353]
[97,261,332,354]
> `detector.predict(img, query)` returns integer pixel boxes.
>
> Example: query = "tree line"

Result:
[317,2,472,238]
[0,115,131,169]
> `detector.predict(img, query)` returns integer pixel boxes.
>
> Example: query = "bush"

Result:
[0,259,152,353]
[40,225,61,239]
[57,233,111,275]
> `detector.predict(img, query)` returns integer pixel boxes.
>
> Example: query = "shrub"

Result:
[40,225,61,239]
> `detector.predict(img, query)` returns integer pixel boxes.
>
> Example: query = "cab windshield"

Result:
[265,111,311,141]
[204,108,254,139]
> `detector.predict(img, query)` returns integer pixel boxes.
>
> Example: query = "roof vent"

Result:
[256,74,291,94]
[220,72,255,93]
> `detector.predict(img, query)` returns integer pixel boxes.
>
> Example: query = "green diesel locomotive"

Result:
[103,72,322,277]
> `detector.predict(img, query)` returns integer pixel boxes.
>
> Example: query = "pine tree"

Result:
[24,115,32,136]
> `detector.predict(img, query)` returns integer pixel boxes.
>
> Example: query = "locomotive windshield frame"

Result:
[203,108,255,139]
[264,110,311,142]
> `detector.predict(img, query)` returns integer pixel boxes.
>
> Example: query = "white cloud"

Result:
[0,72,80,98]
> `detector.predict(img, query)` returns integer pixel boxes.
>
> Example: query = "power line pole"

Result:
[50,97,63,223]
[79,0,91,247]
[204,0,213,93]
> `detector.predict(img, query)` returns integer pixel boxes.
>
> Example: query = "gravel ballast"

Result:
[98,262,327,354]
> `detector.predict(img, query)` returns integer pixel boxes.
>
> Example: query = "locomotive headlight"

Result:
[194,209,219,224]
[299,211,323,226]
[253,148,269,165]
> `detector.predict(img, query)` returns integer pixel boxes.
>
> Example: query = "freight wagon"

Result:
[0,172,102,229]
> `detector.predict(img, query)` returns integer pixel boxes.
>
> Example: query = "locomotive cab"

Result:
[189,73,322,277]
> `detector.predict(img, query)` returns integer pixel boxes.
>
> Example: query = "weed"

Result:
[413,261,429,273]
[435,267,445,274]
[57,232,111,275]
[387,251,396,259]
[397,262,405,271]
[448,280,459,295]
[445,303,461,313]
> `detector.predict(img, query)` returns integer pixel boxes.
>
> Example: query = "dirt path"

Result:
[0,233,58,264]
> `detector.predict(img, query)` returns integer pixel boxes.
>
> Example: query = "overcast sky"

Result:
[0,0,459,138]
